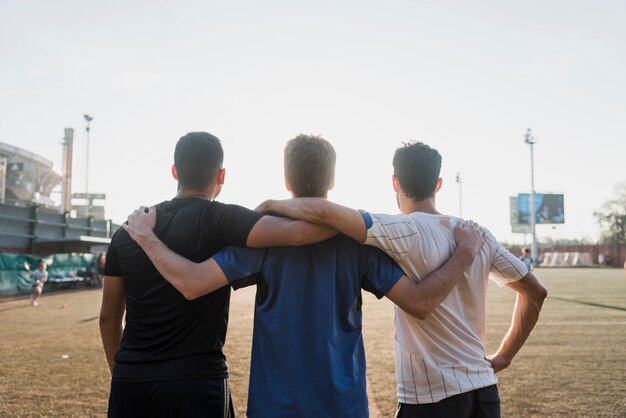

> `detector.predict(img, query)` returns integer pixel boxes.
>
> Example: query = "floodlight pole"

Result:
[456,172,462,218]
[84,114,93,217]
[84,114,93,195]
[524,128,538,266]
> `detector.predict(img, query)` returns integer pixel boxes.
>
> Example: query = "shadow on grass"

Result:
[0,304,30,313]
[550,296,626,312]
[80,316,99,323]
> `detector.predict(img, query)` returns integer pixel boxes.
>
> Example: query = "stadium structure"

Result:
[0,141,62,208]
[0,130,114,255]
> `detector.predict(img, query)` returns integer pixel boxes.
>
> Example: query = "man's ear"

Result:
[435,178,443,193]
[216,168,225,185]
[285,178,292,192]
[171,164,178,180]
[392,175,400,193]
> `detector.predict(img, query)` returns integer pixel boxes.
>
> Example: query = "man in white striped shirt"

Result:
[258,141,547,418]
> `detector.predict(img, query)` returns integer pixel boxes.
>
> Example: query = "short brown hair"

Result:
[284,134,336,197]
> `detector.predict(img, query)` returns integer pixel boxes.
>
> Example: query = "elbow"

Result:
[405,304,433,321]
[413,310,429,321]
[415,306,434,321]
[289,230,309,247]
[181,289,203,301]
[532,283,548,303]
[99,313,116,331]
[525,283,548,309]
[536,285,548,305]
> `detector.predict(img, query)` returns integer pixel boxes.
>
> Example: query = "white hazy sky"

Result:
[1,0,624,244]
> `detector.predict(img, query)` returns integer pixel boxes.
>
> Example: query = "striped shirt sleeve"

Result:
[485,229,529,286]
[361,211,418,262]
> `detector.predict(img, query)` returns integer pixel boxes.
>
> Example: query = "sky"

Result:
[1,0,624,245]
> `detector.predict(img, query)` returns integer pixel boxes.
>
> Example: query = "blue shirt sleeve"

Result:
[359,246,404,299]
[213,246,268,289]
[359,210,373,229]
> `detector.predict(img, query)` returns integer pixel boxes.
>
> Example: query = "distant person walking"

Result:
[520,247,534,271]
[30,261,48,306]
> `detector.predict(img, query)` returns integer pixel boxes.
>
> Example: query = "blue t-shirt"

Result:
[213,234,404,418]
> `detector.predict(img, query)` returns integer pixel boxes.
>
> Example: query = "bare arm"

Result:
[122,208,229,300]
[385,221,484,319]
[487,272,547,373]
[246,215,338,248]
[99,276,125,373]
[257,198,367,243]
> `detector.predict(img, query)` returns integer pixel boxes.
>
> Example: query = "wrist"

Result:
[494,351,512,366]
[455,243,477,263]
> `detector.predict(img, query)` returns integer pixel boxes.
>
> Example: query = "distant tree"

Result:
[594,182,626,244]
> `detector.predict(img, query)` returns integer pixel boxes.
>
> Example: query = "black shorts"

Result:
[108,377,235,418]
[395,385,500,418]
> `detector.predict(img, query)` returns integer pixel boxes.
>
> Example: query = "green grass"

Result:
[1,268,624,417]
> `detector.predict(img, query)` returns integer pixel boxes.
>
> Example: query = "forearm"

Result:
[414,246,475,316]
[494,292,544,362]
[261,198,326,224]
[100,322,122,373]
[260,198,367,243]
[246,214,338,247]
[388,245,476,320]
[99,276,125,373]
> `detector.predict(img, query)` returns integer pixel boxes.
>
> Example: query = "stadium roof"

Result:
[34,236,111,255]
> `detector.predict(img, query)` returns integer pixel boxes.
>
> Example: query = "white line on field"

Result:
[490,321,626,326]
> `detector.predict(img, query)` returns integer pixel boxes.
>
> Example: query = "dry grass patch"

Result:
[1,268,624,417]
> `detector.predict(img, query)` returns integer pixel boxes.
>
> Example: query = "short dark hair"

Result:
[393,141,442,200]
[284,134,336,198]
[174,132,223,190]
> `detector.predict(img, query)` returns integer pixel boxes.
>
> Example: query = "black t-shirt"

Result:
[104,197,262,381]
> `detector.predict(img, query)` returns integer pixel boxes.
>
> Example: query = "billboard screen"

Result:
[510,196,531,233]
[517,193,565,225]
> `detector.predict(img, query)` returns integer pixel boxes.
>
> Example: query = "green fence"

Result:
[0,253,97,296]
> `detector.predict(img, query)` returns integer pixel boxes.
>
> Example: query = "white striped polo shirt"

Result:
[362,211,528,404]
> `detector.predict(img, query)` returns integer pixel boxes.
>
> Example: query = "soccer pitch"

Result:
[0,268,624,417]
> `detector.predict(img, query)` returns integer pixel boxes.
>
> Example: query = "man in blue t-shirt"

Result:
[124,134,483,417]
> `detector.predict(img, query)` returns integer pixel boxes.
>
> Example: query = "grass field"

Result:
[1,267,625,417]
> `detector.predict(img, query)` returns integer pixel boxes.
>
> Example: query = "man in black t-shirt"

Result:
[99,132,335,418]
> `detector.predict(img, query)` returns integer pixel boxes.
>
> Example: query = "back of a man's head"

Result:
[284,134,336,198]
[174,132,224,191]
[393,141,442,200]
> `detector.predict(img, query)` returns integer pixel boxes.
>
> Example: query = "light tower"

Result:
[83,114,93,195]
[83,114,93,217]
[524,128,538,266]
[456,172,462,218]
[83,115,93,194]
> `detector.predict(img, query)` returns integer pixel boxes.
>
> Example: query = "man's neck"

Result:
[292,192,328,199]
[400,196,439,215]
[176,188,213,200]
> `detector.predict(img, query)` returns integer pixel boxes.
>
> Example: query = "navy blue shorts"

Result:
[108,377,235,418]
[395,385,500,418]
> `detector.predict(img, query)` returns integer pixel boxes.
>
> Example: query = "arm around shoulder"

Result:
[246,214,337,248]
[256,198,367,243]
[385,222,484,320]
